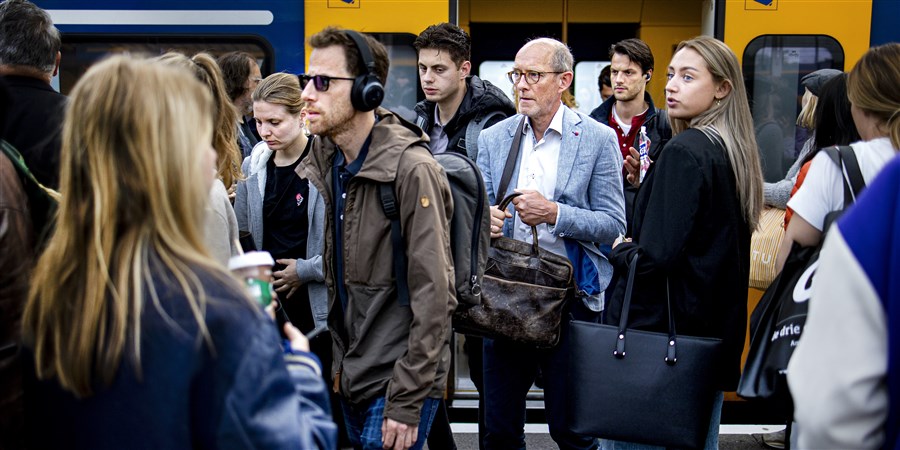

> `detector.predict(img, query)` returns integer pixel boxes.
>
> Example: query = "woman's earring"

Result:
[715,98,721,106]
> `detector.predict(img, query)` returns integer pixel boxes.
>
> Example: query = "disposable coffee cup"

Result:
[228,251,276,307]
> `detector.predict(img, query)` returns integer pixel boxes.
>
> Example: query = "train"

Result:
[33,0,900,424]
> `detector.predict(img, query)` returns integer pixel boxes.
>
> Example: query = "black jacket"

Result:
[589,92,671,233]
[414,75,515,158]
[606,128,751,391]
[0,75,67,190]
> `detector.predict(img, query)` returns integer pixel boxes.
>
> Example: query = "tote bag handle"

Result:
[615,253,678,364]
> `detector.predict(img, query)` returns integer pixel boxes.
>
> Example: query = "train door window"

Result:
[477,61,516,104]
[53,36,273,95]
[574,60,611,116]
[367,33,419,122]
[742,35,843,182]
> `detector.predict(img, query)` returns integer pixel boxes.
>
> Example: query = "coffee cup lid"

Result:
[228,251,275,270]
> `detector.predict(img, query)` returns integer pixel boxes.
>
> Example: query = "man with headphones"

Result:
[588,38,671,231]
[299,27,455,450]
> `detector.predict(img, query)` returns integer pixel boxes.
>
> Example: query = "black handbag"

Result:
[568,253,723,449]
[452,117,575,347]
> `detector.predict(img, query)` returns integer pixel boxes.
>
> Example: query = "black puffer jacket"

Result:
[414,75,515,158]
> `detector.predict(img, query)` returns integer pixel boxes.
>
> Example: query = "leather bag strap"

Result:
[495,116,527,203]
[615,252,677,362]
[497,192,540,256]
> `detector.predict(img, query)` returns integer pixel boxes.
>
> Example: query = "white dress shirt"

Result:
[513,103,566,257]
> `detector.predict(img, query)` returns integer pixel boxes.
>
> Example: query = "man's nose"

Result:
[301,81,316,102]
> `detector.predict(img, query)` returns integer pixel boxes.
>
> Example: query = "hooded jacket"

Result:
[414,75,516,157]
[300,108,456,426]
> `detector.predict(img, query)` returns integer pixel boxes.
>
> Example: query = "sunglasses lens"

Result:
[314,75,329,91]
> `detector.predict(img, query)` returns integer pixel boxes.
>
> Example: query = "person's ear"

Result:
[644,70,652,82]
[460,60,471,79]
[559,71,574,91]
[53,51,61,77]
[716,79,733,99]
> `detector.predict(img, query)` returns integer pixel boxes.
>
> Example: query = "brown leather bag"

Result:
[452,117,575,347]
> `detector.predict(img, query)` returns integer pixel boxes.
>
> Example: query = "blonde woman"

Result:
[22,56,336,449]
[155,52,242,265]
[608,35,763,450]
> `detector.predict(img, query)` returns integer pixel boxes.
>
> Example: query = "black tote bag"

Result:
[568,253,723,449]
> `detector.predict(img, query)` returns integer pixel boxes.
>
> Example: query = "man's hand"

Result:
[489,205,512,238]
[512,189,558,227]
[381,417,418,450]
[273,258,301,299]
[624,146,641,188]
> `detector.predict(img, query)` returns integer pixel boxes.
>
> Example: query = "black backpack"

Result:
[379,151,491,307]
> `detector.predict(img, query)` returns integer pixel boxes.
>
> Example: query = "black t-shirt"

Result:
[262,150,313,330]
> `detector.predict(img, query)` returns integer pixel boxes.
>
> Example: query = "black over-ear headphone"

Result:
[344,30,384,112]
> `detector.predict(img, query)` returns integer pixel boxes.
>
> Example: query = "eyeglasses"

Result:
[298,74,356,92]
[507,70,565,85]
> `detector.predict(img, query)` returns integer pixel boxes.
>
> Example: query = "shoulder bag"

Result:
[452,117,575,347]
[568,253,723,449]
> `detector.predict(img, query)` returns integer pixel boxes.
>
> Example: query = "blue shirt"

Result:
[331,136,372,312]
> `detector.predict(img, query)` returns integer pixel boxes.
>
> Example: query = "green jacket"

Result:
[300,108,456,426]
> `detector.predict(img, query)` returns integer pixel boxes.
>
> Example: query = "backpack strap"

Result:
[379,182,410,307]
[823,145,866,208]
[462,110,506,161]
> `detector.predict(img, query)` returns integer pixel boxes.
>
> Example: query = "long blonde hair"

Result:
[155,52,243,188]
[23,56,233,397]
[795,88,818,129]
[669,36,763,230]
[847,42,900,149]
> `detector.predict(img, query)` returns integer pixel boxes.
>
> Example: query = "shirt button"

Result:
[340,214,344,221]
[342,193,347,199]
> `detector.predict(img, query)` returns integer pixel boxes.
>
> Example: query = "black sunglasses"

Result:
[297,74,356,92]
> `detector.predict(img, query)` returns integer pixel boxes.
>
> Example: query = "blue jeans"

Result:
[482,300,600,450]
[600,391,725,450]
[341,396,440,450]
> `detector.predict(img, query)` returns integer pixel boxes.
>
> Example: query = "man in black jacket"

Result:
[414,23,515,159]
[0,0,67,190]
[413,23,515,450]
[589,38,670,231]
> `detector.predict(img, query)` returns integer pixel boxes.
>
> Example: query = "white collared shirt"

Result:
[513,102,567,257]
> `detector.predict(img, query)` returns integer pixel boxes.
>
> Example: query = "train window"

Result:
[742,35,844,182]
[53,35,274,95]
[574,60,611,116]
[477,60,516,104]
[368,33,420,122]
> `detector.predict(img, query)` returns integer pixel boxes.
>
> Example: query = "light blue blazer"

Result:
[476,106,626,311]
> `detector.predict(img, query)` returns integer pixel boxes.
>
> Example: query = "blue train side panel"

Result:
[871,0,900,46]
[32,0,305,74]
